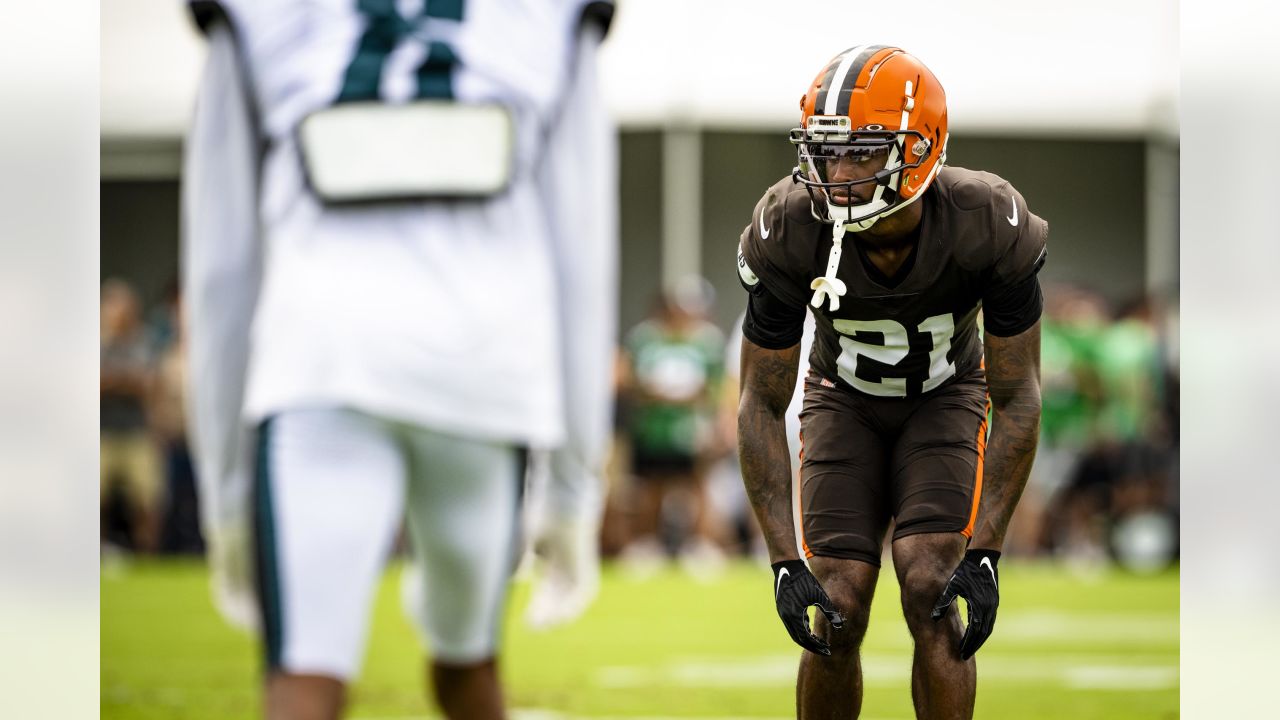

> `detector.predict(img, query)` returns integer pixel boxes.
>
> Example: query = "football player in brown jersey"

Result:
[736,45,1046,719]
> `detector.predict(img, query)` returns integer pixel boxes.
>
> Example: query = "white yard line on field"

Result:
[594,652,1178,691]
[1063,666,1181,690]
[997,611,1179,644]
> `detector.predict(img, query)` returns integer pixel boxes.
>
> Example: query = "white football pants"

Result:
[252,407,524,679]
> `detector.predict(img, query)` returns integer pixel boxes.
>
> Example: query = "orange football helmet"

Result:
[791,45,949,231]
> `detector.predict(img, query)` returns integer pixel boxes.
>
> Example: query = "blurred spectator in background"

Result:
[1029,285,1179,571]
[147,278,183,351]
[1002,284,1107,556]
[1096,296,1162,441]
[618,277,728,574]
[149,287,203,555]
[100,278,161,553]
[599,351,637,558]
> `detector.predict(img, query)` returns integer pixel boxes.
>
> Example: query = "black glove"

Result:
[931,549,1001,660]
[771,559,845,656]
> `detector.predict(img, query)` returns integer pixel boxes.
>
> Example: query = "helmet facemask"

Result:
[790,120,934,232]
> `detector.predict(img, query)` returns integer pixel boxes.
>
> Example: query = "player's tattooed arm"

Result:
[972,319,1043,551]
[737,338,802,562]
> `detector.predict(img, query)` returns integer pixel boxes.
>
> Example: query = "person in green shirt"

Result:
[619,280,727,571]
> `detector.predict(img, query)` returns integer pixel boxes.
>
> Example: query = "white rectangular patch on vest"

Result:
[298,101,513,203]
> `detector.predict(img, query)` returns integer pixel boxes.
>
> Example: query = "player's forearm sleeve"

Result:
[181,20,262,535]
[538,19,617,518]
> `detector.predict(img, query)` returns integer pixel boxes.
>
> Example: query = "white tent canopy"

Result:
[101,0,1178,142]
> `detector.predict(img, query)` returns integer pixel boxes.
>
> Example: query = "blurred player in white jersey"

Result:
[180,1,616,718]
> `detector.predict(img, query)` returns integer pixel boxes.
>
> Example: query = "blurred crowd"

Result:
[1021,284,1180,571]
[100,277,201,556]
[102,276,1179,571]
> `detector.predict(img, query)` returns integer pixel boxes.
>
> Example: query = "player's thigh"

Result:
[799,379,893,566]
[255,408,407,679]
[889,377,988,541]
[401,428,525,664]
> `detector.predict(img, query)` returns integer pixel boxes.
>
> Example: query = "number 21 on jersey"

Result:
[833,313,956,397]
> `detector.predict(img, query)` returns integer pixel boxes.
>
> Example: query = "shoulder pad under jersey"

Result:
[737,175,823,308]
[934,167,1049,285]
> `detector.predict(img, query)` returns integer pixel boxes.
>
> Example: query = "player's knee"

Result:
[418,566,504,663]
[430,658,500,717]
[898,564,951,632]
[409,530,512,665]
[815,575,874,652]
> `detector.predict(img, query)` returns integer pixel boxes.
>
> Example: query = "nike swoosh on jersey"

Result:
[775,567,790,599]
[759,211,771,239]
[980,556,997,589]
[1006,196,1019,226]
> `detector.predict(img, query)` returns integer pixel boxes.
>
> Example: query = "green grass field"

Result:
[102,559,1177,719]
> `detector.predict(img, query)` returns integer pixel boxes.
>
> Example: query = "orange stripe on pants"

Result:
[797,427,813,558]
[961,397,991,539]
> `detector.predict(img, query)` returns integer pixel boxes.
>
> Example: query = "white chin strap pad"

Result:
[829,199,887,231]
[810,222,849,311]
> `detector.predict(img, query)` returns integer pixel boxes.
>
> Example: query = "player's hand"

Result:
[931,549,1001,660]
[524,515,600,630]
[207,514,259,633]
[771,559,845,656]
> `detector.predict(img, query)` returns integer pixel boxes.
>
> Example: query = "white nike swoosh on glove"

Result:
[759,211,771,239]
[775,567,790,599]
[980,556,997,589]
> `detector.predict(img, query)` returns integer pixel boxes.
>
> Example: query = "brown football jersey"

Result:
[737,166,1048,398]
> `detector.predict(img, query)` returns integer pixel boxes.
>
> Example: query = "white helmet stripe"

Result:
[824,45,869,115]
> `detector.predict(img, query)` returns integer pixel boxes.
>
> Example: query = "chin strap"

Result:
[810,221,848,311]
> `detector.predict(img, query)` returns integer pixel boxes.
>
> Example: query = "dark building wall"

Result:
[946,136,1146,304]
[698,132,797,333]
[100,180,181,307]
[616,131,663,341]
[695,132,1149,334]
[101,132,1151,339]
[99,134,674,344]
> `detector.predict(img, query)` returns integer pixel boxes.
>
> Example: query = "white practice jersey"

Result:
[184,0,615,446]
[183,2,617,627]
